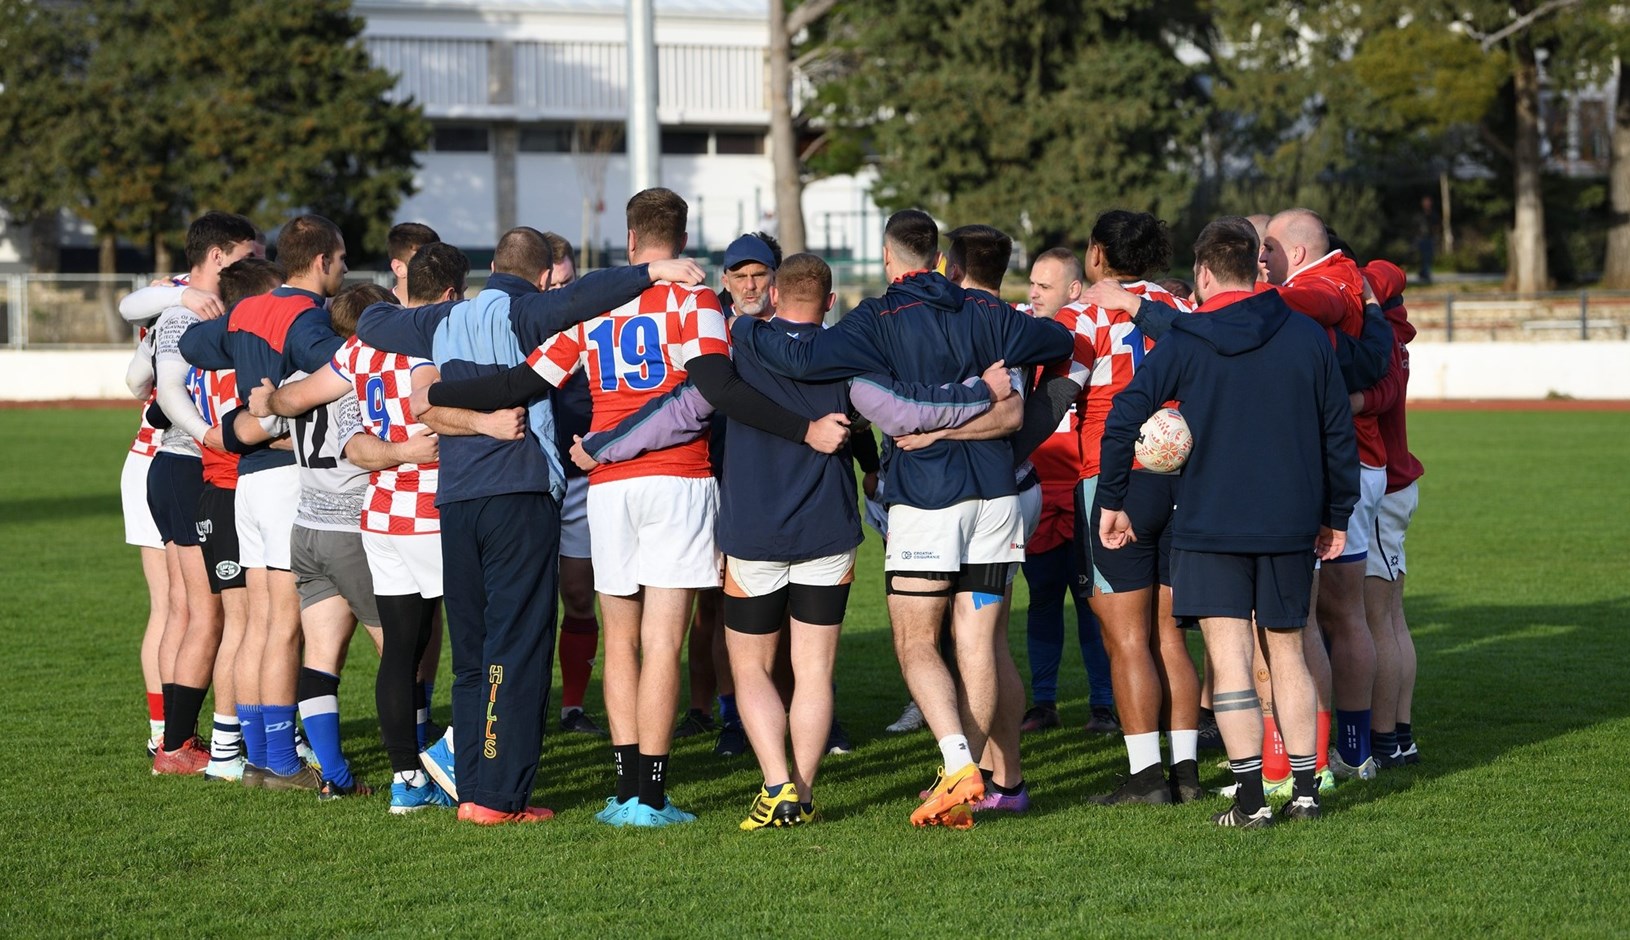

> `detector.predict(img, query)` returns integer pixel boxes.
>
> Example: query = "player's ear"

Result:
[1068,279,1083,301]
[626,229,637,258]
[769,285,780,308]
[823,292,835,313]
[391,258,407,281]
[677,233,689,255]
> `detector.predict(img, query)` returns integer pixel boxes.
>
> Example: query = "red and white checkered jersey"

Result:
[330,336,440,535]
[529,282,728,484]
[129,399,161,458]
[185,366,242,489]
[1046,281,1191,480]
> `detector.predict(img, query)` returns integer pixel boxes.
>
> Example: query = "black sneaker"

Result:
[317,778,374,801]
[675,708,716,738]
[1020,704,1060,733]
[1280,795,1320,822]
[1375,746,1406,770]
[715,720,748,756]
[1168,759,1203,803]
[1090,765,1172,806]
[1197,715,1224,751]
[560,708,607,736]
[1399,741,1421,765]
[1213,801,1274,829]
[825,719,852,755]
[1083,706,1120,735]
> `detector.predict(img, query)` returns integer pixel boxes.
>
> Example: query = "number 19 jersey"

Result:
[528,281,728,484]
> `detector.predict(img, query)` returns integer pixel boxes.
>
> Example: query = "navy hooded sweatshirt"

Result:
[736,271,1071,511]
[1097,289,1359,554]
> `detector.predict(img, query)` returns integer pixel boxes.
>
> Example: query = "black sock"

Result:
[163,685,208,752]
[992,778,1025,796]
[160,683,176,744]
[614,744,639,803]
[1396,722,1413,749]
[1288,753,1317,799]
[374,594,433,773]
[1229,756,1266,814]
[980,767,994,785]
[1371,730,1398,758]
[1200,706,1216,724]
[638,752,668,809]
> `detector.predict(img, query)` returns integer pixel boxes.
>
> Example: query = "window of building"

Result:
[431,124,490,153]
[661,130,710,155]
[715,131,766,155]
[519,126,573,153]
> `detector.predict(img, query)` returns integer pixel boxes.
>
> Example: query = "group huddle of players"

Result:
[121,189,1422,829]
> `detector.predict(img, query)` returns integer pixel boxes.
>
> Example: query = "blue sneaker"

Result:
[390,777,452,815]
[630,799,697,828]
[595,796,634,824]
[419,728,457,802]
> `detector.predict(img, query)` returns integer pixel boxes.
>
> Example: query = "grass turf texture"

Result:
[2,408,1627,936]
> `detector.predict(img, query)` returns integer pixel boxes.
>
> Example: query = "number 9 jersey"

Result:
[528,281,728,484]
[330,336,442,535]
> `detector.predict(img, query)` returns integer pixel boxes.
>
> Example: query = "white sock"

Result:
[937,734,973,773]
[209,713,241,761]
[149,719,164,739]
[561,706,579,720]
[1169,729,1199,764]
[394,769,427,787]
[1125,732,1162,774]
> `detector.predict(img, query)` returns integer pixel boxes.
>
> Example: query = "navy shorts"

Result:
[1169,549,1315,630]
[146,452,204,547]
[1079,471,1178,594]
[197,483,245,593]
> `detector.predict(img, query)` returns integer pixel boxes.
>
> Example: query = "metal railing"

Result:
[11,270,1626,349]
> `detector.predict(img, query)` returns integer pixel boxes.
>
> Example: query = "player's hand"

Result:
[981,360,1012,401]
[1082,279,1139,315]
[479,407,526,442]
[1316,526,1346,561]
[202,427,225,453]
[1360,276,1377,305]
[1098,508,1136,550]
[181,286,226,320]
[408,384,433,423]
[893,430,942,452]
[805,413,851,454]
[569,435,599,472]
[247,377,277,418]
[863,470,879,500]
[269,435,293,451]
[401,426,439,464]
[648,258,707,286]
[1349,391,1365,415]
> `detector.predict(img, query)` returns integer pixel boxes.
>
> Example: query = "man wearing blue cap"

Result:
[720,233,780,321]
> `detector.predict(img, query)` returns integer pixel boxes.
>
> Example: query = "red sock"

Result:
[1262,715,1290,781]
[558,616,599,710]
[147,691,165,721]
[1315,709,1332,772]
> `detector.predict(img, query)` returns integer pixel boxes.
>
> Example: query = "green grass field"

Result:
[3,408,1627,936]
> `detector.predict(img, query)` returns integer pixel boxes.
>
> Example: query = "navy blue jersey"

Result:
[735,273,1071,510]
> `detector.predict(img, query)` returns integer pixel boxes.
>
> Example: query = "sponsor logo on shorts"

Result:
[215,560,242,581]
[196,519,212,542]
[898,550,941,562]
[1010,540,1026,551]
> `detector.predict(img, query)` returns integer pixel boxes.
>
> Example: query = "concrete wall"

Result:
[3,342,1627,402]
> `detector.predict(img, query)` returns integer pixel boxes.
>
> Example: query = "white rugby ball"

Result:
[1134,407,1192,473]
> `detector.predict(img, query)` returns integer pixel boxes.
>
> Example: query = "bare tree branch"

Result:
[1462,0,1581,52]
[787,0,841,39]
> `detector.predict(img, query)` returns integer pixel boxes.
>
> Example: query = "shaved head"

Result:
[1247,214,1270,240]
[1262,208,1331,285]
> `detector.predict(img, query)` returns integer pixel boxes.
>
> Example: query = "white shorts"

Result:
[1335,465,1387,565]
[1366,481,1419,581]
[587,475,720,596]
[121,452,163,549]
[235,464,299,570]
[559,476,590,559]
[724,550,858,597]
[362,531,444,599]
[1013,484,1043,584]
[884,495,1024,573]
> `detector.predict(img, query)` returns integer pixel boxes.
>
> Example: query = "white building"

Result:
[357,0,885,262]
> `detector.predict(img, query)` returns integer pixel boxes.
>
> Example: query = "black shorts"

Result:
[723,584,851,634]
[146,452,204,547]
[1169,549,1315,630]
[197,484,245,593]
[1079,470,1179,594]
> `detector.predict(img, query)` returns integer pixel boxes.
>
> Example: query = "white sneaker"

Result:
[205,756,245,782]
[885,701,924,734]
[1327,747,1378,781]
